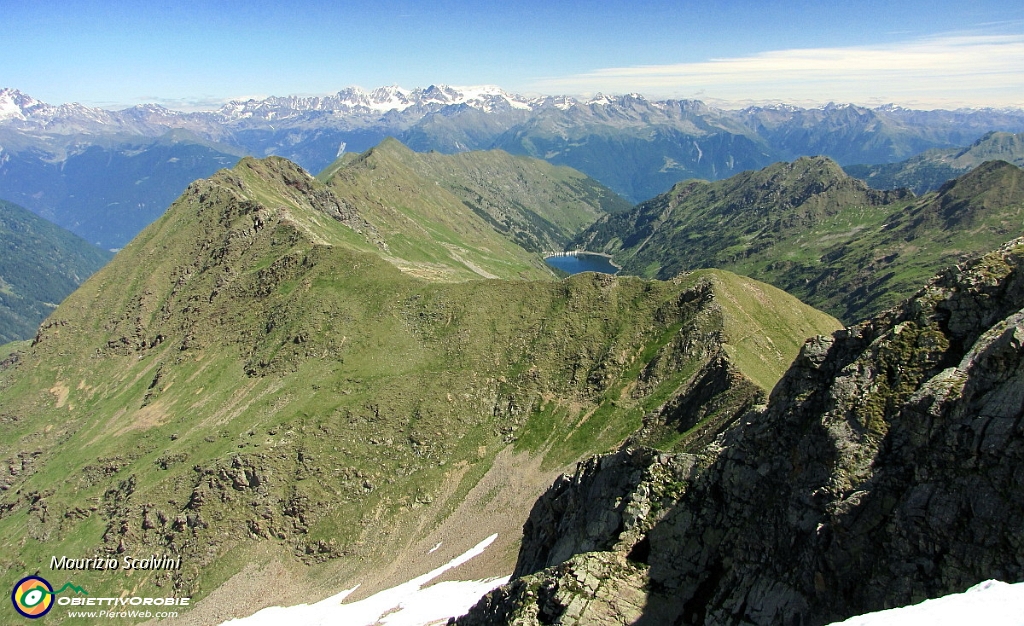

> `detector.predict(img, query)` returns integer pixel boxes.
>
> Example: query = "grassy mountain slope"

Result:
[315,140,552,280]
[491,101,1024,204]
[575,158,1024,322]
[0,198,112,343]
[0,155,839,624]
[6,94,1023,252]
[845,131,1024,194]
[319,138,629,255]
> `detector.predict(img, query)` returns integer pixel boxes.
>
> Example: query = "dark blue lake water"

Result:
[544,253,619,275]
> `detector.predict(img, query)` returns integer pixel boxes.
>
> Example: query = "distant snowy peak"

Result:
[583,93,618,106]
[0,88,93,122]
[551,95,577,111]
[876,103,912,113]
[0,88,49,121]
[124,103,175,115]
[741,103,802,113]
[361,85,414,110]
[821,101,865,112]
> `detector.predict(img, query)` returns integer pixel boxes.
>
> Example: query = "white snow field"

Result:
[827,580,1024,626]
[219,534,508,626]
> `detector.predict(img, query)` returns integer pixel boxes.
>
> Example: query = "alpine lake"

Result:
[544,252,620,275]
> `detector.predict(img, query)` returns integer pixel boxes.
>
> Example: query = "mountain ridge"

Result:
[313,137,625,277]
[319,137,630,253]
[5,85,1024,202]
[573,157,1024,322]
[0,130,244,248]
[6,86,1023,130]
[5,86,1024,252]
[845,131,1024,194]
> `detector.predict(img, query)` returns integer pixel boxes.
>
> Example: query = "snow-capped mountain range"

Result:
[5,84,1024,148]
[0,84,899,132]
[6,84,1024,129]
[0,84,565,130]
[218,84,538,117]
[0,88,126,127]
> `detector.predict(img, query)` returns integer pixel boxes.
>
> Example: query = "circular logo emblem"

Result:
[11,576,53,619]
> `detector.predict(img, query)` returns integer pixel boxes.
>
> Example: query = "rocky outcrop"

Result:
[627,354,765,452]
[456,237,1024,626]
[512,448,697,580]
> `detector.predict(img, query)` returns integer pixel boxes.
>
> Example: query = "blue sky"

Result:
[3,0,1023,109]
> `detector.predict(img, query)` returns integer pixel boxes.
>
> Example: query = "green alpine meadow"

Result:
[845,131,1024,195]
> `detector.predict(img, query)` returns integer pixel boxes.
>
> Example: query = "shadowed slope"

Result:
[0,198,112,342]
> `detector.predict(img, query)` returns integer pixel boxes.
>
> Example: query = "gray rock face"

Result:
[456,237,1024,626]
[513,448,698,580]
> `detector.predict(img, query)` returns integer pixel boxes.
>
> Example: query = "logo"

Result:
[10,577,89,619]
[11,576,54,619]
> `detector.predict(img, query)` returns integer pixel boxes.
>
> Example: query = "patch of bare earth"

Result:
[158,446,568,626]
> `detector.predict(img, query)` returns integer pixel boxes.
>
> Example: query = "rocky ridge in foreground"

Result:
[456,237,1024,625]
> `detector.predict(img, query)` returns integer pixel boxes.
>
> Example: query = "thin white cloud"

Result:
[530,33,1024,109]
[135,96,241,112]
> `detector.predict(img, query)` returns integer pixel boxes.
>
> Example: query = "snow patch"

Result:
[552,96,577,111]
[827,580,1024,626]
[218,534,506,626]
[585,93,616,106]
